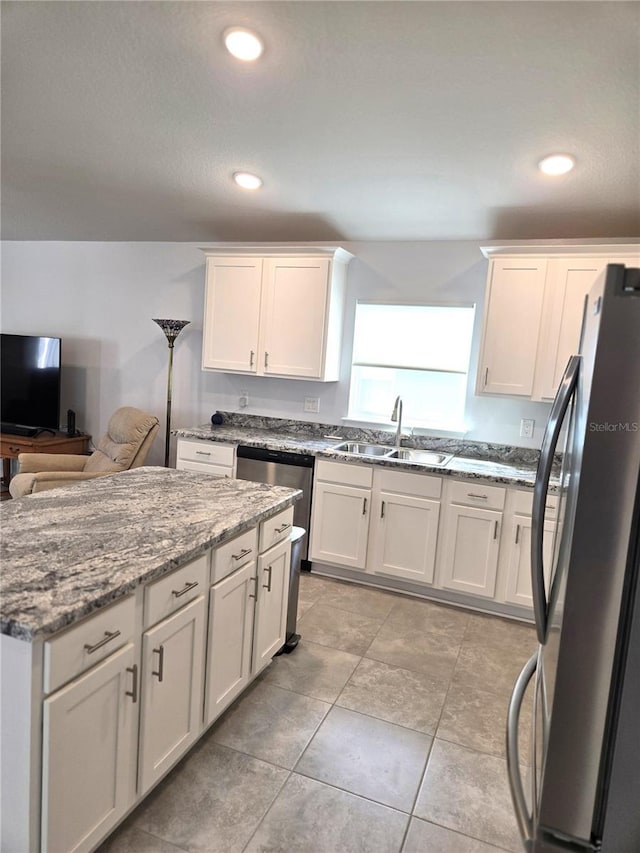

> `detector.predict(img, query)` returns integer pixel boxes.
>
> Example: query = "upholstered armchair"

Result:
[9,407,160,498]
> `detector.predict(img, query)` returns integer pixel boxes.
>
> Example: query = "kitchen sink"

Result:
[388,448,453,466]
[332,441,395,456]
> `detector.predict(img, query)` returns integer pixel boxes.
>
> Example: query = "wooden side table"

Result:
[0,432,92,491]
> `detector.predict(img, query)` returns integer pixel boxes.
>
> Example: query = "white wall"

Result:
[1,240,551,465]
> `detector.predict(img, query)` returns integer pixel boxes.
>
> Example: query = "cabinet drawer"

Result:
[512,490,558,518]
[211,527,258,584]
[375,468,441,500]
[176,459,234,477]
[144,554,209,629]
[43,595,136,694]
[259,505,294,553]
[315,459,373,488]
[176,439,235,467]
[449,479,506,511]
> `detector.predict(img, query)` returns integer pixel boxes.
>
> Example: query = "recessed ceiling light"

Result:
[224,27,264,62]
[538,154,576,175]
[233,171,263,190]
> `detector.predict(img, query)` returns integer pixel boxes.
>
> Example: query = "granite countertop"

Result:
[174,417,553,491]
[0,467,301,642]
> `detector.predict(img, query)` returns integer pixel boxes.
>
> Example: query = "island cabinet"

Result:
[201,248,354,381]
[477,244,639,400]
[3,506,294,853]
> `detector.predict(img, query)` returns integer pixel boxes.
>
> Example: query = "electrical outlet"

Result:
[520,418,535,439]
[304,397,320,414]
[239,391,249,409]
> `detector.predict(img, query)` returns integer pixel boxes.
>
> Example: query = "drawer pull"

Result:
[172,580,199,598]
[248,575,257,600]
[232,547,253,561]
[468,492,488,500]
[515,524,520,545]
[152,645,165,682]
[275,523,291,534]
[494,520,499,540]
[126,664,138,703]
[84,629,121,655]
[195,450,212,456]
[263,565,273,592]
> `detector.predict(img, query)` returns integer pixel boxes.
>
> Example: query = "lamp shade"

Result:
[152,319,190,346]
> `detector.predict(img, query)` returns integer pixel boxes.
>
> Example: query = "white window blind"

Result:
[348,303,475,431]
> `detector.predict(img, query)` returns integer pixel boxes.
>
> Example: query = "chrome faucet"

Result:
[391,396,403,447]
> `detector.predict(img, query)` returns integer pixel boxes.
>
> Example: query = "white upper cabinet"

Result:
[477,258,547,397]
[477,244,640,400]
[202,247,353,381]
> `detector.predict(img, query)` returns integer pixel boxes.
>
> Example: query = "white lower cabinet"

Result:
[309,461,372,570]
[41,643,138,853]
[205,561,255,726]
[252,537,291,674]
[368,469,441,584]
[138,596,206,795]
[438,504,502,598]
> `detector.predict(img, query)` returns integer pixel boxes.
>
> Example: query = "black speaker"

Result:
[66,409,76,436]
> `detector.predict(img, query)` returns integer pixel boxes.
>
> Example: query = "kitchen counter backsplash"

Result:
[175,412,555,467]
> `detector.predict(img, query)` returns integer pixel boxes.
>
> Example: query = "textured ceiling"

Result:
[2,1,639,242]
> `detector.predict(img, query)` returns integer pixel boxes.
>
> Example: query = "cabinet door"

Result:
[252,538,291,675]
[533,258,608,400]
[261,257,331,378]
[439,505,502,598]
[202,257,263,373]
[369,491,440,584]
[478,259,547,396]
[138,596,206,794]
[41,644,138,853]
[504,516,555,608]
[309,481,370,569]
[204,562,255,727]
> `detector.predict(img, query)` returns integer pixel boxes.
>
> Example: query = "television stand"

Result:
[0,431,91,493]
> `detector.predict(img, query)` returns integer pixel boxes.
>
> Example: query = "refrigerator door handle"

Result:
[507,651,538,846]
[531,355,580,644]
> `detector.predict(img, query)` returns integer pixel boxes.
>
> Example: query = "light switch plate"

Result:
[304,397,320,414]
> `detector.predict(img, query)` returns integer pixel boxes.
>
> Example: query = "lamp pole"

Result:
[152,319,190,468]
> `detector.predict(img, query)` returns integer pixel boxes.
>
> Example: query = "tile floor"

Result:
[99,573,536,853]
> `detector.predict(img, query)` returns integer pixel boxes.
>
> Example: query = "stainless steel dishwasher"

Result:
[235,445,314,566]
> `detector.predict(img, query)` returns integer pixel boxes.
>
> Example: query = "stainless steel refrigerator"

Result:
[507,263,640,852]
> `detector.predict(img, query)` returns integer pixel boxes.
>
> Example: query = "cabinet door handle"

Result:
[468,492,488,500]
[484,367,489,387]
[362,497,368,515]
[263,565,273,591]
[232,547,253,561]
[195,450,212,456]
[275,523,291,534]
[264,352,269,369]
[494,520,499,540]
[126,664,138,703]
[84,629,121,655]
[172,580,199,598]
[250,350,255,367]
[515,524,520,545]
[380,501,385,519]
[248,575,257,600]
[152,645,165,682]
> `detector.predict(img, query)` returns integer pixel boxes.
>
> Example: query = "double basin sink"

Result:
[332,441,453,467]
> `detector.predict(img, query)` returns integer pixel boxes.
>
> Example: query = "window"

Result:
[347,302,475,431]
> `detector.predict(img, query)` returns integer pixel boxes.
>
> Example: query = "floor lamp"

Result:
[153,318,190,467]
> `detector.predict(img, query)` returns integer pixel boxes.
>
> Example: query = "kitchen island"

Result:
[1,467,301,853]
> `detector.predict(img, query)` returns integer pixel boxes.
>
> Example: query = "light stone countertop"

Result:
[174,422,555,492]
[0,467,301,642]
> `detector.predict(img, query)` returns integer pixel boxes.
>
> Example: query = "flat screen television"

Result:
[1,333,62,436]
